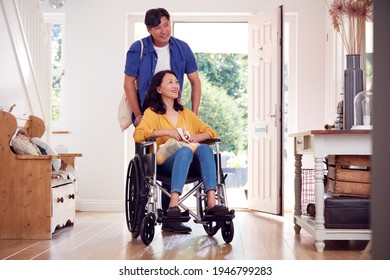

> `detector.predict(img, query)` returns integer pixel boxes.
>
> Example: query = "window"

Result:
[365,21,373,90]
[44,14,65,124]
[50,23,64,121]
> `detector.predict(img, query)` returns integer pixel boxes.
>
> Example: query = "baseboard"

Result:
[76,199,124,212]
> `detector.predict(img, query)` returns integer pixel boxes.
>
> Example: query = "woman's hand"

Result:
[188,132,210,143]
[164,129,182,141]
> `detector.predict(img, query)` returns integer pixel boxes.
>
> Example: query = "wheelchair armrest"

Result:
[141,137,220,149]
[201,138,221,145]
[141,137,156,148]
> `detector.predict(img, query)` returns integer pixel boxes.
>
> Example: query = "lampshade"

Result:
[49,0,65,9]
[353,89,373,129]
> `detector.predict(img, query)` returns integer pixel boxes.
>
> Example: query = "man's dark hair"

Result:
[144,8,170,28]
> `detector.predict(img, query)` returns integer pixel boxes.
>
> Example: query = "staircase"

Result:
[0,0,50,122]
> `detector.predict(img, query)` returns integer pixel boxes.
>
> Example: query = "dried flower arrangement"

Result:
[326,0,373,55]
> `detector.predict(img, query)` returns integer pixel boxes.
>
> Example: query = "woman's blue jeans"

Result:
[157,144,217,194]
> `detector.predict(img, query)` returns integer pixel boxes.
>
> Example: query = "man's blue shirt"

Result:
[124,35,198,108]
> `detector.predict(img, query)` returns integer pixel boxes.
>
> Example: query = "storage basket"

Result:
[301,168,315,215]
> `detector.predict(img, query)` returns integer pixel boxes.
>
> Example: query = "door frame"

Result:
[125,12,297,214]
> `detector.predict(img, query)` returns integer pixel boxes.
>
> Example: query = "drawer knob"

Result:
[69,194,75,199]
[57,197,64,203]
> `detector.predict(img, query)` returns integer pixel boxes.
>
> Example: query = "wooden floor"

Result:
[0,211,371,260]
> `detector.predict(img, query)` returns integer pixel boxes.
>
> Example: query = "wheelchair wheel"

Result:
[203,221,221,236]
[221,220,234,243]
[140,213,155,245]
[125,156,146,238]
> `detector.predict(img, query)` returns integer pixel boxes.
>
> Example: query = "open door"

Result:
[247,6,283,214]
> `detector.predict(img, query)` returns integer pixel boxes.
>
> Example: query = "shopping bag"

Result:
[118,40,144,132]
[156,129,199,164]
[118,94,132,132]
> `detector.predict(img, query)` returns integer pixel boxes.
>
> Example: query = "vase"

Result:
[343,54,364,130]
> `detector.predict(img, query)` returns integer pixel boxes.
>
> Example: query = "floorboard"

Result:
[0,211,371,260]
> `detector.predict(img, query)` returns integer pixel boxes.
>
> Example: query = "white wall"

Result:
[0,3,33,115]
[38,0,326,211]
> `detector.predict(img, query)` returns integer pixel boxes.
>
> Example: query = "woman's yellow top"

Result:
[133,108,217,149]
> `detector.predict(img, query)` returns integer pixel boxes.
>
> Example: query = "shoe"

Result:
[205,205,229,216]
[166,206,181,218]
[161,222,192,233]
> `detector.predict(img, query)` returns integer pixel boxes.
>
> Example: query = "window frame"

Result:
[325,14,373,124]
[44,13,66,130]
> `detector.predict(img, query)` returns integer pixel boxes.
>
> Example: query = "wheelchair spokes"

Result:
[125,156,147,238]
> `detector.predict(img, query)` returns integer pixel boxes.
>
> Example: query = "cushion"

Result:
[32,137,61,171]
[11,129,41,155]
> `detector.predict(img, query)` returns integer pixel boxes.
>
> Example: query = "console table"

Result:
[290,130,372,252]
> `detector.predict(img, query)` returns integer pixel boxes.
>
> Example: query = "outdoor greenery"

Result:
[51,24,63,121]
[51,75,61,121]
[181,53,248,154]
[366,53,373,89]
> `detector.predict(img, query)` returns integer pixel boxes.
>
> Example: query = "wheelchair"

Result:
[125,138,235,245]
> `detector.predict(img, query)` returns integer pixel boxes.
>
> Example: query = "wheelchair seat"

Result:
[125,138,235,245]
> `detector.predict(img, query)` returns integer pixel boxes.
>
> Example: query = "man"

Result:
[124,8,201,233]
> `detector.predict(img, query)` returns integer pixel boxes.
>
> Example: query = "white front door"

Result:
[247,7,283,214]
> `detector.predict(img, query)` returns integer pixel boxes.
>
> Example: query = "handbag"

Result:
[156,127,199,164]
[118,39,144,132]
[118,94,132,132]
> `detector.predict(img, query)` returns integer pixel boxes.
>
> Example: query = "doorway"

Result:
[173,21,249,209]
[125,12,297,213]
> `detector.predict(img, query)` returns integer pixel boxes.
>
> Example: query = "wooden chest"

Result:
[326,155,371,197]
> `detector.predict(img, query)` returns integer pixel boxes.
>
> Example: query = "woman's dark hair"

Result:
[144,70,184,114]
[144,8,170,28]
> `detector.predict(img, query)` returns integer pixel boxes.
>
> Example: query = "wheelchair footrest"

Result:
[157,209,191,224]
[201,209,235,222]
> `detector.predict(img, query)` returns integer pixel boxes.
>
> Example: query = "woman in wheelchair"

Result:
[133,70,229,218]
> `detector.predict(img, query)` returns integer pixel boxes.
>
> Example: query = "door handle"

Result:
[267,104,277,118]
[267,104,278,127]
[258,46,263,61]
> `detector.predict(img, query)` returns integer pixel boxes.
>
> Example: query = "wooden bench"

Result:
[0,110,81,239]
